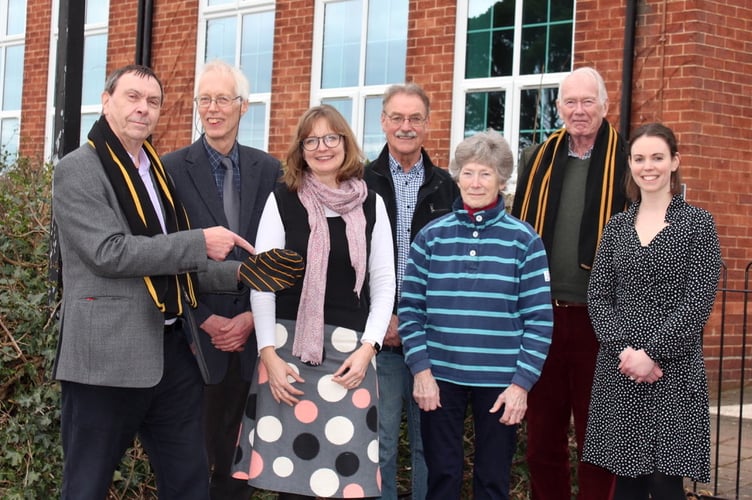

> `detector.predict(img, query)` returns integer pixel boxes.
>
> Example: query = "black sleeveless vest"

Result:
[273,185,377,332]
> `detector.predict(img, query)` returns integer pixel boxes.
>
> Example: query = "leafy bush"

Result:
[0,157,62,498]
[0,157,163,499]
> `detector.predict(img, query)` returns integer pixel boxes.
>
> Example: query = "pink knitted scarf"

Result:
[293,172,368,364]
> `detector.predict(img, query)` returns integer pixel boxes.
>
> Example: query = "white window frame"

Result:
[310,0,406,148]
[451,0,576,169]
[196,0,275,151]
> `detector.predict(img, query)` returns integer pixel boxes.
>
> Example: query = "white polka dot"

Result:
[325,416,354,445]
[318,374,347,402]
[331,327,358,353]
[286,362,300,384]
[310,468,339,497]
[247,427,255,447]
[274,322,289,348]
[272,456,294,478]
[255,416,283,442]
[367,439,379,463]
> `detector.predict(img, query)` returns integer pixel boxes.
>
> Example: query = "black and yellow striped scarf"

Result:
[511,119,628,270]
[88,116,198,315]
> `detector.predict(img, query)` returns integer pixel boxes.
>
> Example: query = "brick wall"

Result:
[404,0,456,169]
[19,1,51,161]
[586,0,752,384]
[267,1,316,161]
[633,1,752,384]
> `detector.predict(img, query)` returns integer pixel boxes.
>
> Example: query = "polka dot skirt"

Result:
[232,319,381,497]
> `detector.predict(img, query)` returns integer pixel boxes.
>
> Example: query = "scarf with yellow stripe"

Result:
[88,116,198,315]
[511,119,628,270]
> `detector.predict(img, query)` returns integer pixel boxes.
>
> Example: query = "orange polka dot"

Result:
[257,362,268,384]
[248,450,264,479]
[294,399,318,423]
[342,483,365,497]
[351,388,371,408]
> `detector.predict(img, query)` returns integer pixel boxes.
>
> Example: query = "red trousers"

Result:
[526,304,615,500]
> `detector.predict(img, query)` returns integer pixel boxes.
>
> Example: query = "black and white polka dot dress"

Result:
[232,319,380,497]
[583,195,721,482]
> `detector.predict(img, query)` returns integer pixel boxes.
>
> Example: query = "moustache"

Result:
[395,131,418,139]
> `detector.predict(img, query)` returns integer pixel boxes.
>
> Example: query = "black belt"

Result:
[379,345,403,355]
[552,299,587,308]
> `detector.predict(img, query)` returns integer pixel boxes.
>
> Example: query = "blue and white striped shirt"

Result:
[398,197,553,390]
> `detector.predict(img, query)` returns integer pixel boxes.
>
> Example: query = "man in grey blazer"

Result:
[163,60,281,499]
[52,64,253,500]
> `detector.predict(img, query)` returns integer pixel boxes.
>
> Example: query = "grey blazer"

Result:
[52,144,240,388]
[163,139,281,383]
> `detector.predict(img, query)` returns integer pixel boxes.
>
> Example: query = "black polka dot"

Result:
[335,452,360,477]
[292,432,320,460]
[366,405,378,433]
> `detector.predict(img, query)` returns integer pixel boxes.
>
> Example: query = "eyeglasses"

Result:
[301,134,344,151]
[385,114,426,127]
[560,98,599,110]
[194,95,242,109]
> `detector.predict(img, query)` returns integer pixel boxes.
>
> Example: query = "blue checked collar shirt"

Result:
[202,135,240,200]
[388,153,424,299]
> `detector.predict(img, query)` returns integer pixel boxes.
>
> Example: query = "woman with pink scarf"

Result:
[232,105,395,499]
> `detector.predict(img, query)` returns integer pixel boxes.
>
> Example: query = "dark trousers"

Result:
[526,305,615,500]
[203,352,253,500]
[421,381,517,500]
[60,325,208,500]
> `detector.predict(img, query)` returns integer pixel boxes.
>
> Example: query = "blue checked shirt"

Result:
[388,153,424,299]
[202,135,240,200]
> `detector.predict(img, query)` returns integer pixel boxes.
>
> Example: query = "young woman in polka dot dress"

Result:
[583,122,721,499]
[231,105,395,499]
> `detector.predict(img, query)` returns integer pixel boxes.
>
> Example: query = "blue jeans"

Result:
[377,350,427,500]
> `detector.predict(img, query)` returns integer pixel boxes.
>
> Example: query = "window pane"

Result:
[321,98,353,128]
[80,113,99,146]
[7,0,26,36]
[363,96,384,161]
[520,25,546,74]
[85,0,109,25]
[549,23,573,73]
[239,103,266,150]
[491,29,514,77]
[241,11,274,94]
[466,1,514,78]
[0,117,18,156]
[3,45,23,110]
[208,0,233,5]
[321,0,361,88]
[520,0,573,74]
[518,87,561,151]
[464,91,505,137]
[365,0,407,85]
[82,34,107,106]
[465,32,490,79]
[551,0,574,22]
[205,17,237,63]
